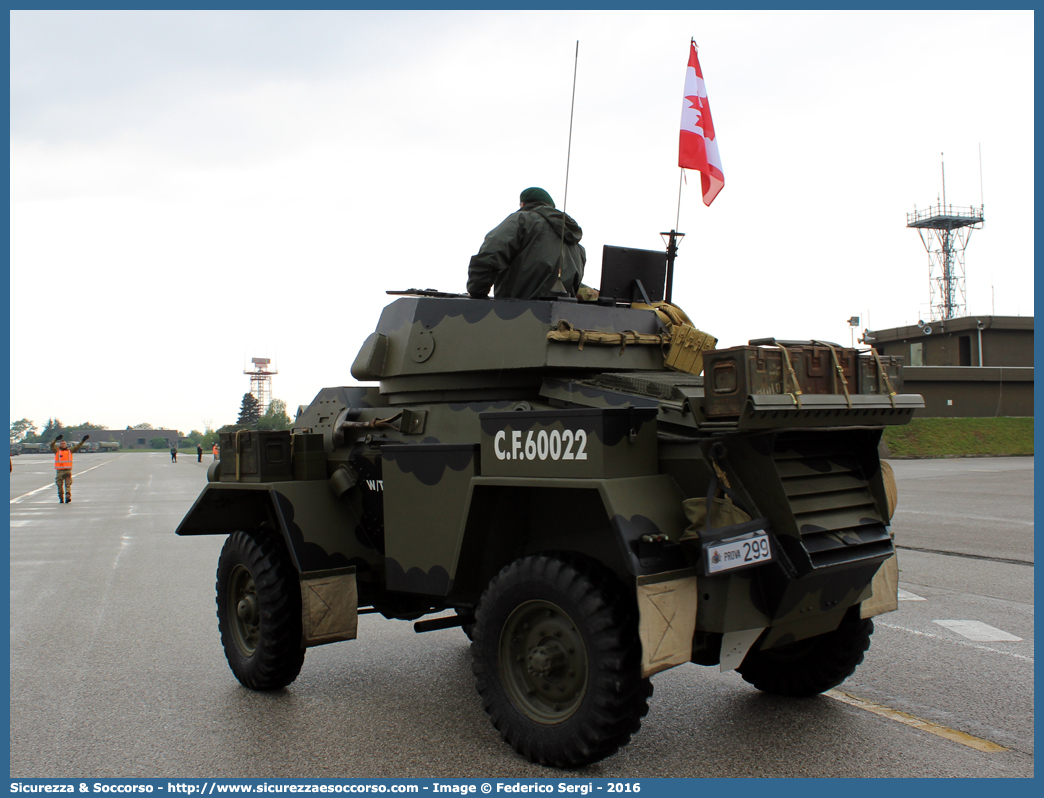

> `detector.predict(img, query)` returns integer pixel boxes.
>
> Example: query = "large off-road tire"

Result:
[737,607,873,697]
[471,554,652,768]
[216,530,305,690]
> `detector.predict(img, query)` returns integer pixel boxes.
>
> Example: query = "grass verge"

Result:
[883,417,1034,458]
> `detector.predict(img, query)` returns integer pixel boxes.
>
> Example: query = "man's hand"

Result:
[82,435,90,442]
[55,435,64,442]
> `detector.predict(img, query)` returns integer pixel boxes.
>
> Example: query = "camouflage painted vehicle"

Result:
[177,276,921,768]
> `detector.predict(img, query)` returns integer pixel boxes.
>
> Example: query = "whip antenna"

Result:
[562,40,579,214]
[553,41,580,293]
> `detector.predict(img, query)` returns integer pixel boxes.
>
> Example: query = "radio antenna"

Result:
[562,40,579,214]
[552,41,580,294]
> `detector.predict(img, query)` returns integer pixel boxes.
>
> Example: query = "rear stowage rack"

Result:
[772,431,893,575]
[738,393,923,429]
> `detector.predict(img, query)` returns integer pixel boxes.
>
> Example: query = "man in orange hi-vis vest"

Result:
[50,434,89,504]
[212,443,219,460]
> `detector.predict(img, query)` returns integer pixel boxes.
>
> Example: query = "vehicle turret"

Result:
[350,294,670,399]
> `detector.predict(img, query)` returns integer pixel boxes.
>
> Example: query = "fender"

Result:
[442,474,691,601]
[175,481,368,575]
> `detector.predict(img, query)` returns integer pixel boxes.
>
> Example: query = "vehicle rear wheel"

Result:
[216,530,304,690]
[471,555,652,768]
[737,606,873,697]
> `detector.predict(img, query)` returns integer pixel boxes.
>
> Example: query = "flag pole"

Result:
[676,168,684,230]
[662,167,685,304]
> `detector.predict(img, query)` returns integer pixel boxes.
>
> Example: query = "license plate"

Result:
[705,530,772,574]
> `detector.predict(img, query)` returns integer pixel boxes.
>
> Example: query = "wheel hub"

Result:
[526,643,567,679]
[228,564,261,657]
[237,594,259,626]
[499,600,588,724]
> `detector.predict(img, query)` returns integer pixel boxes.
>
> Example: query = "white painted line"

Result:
[892,508,1034,527]
[10,457,124,505]
[113,535,133,570]
[897,589,926,601]
[876,620,1031,662]
[933,620,1023,642]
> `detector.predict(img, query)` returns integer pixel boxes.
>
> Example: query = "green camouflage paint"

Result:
[178,293,922,651]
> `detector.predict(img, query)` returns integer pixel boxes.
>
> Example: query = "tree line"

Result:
[11,393,295,450]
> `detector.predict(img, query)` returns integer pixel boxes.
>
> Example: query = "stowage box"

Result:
[292,432,327,480]
[703,344,863,417]
[857,353,904,395]
[218,430,293,483]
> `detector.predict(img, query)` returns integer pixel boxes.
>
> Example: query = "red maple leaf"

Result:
[685,94,715,141]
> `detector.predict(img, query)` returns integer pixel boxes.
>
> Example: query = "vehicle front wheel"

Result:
[471,555,652,768]
[737,606,873,697]
[216,530,305,690]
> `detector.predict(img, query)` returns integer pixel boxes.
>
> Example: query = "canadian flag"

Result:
[679,40,724,206]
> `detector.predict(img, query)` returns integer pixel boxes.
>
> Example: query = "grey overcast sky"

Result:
[9,9,1034,436]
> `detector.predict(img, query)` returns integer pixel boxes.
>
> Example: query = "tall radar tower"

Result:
[906,157,984,320]
[244,357,277,414]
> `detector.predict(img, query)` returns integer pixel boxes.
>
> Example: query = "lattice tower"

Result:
[244,357,277,415]
[906,159,984,321]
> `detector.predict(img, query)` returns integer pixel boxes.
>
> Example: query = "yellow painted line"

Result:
[826,690,1008,753]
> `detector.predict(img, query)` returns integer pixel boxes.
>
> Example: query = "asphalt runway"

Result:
[8,452,1034,778]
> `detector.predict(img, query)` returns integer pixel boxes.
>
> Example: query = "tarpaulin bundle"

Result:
[548,300,717,376]
[546,320,671,355]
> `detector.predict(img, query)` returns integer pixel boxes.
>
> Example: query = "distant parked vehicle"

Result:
[99,441,120,452]
[19,442,46,454]
[10,443,21,456]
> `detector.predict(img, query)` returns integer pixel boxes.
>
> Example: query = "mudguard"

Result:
[175,481,367,575]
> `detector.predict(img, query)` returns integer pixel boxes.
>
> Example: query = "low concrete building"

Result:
[78,429,182,449]
[866,316,1033,417]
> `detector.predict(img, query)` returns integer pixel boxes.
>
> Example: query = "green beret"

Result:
[520,187,555,208]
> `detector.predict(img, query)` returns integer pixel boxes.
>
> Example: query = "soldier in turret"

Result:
[51,434,88,504]
[467,187,587,300]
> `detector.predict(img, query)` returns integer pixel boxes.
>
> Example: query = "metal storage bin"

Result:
[857,353,904,395]
[703,343,861,417]
[218,430,293,483]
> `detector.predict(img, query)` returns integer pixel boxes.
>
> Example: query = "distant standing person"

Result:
[196,443,203,463]
[170,443,177,463]
[212,443,220,460]
[51,434,88,504]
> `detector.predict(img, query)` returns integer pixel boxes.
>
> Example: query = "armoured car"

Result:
[177,267,920,768]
